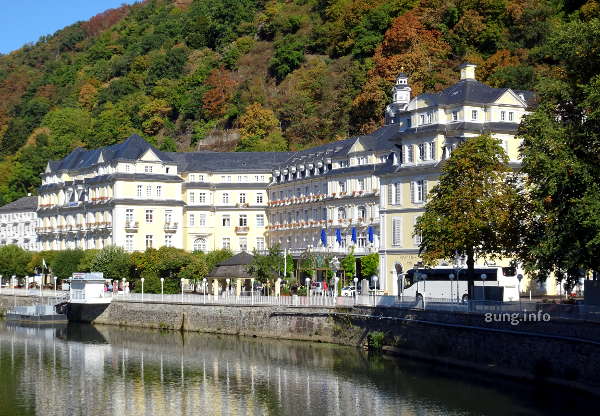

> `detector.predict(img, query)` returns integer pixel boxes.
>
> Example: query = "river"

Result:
[0,321,593,415]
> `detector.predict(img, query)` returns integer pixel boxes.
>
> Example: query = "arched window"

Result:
[193,238,206,252]
[337,207,346,220]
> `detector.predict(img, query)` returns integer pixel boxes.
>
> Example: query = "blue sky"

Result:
[0,1,139,54]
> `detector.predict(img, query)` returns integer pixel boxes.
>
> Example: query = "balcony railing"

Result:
[234,226,249,234]
[125,221,139,230]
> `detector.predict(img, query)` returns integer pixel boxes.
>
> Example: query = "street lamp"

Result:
[25,276,29,296]
[54,276,57,299]
[203,278,207,304]
[160,277,164,301]
[12,275,16,296]
[141,277,145,302]
[449,273,455,303]
[226,278,230,298]
[305,277,310,299]
[353,277,358,304]
[481,273,487,301]
[0,274,3,295]
[180,278,184,302]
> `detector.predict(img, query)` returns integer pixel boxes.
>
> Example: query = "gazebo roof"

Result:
[207,252,254,279]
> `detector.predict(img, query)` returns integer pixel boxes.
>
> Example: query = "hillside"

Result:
[0,0,595,204]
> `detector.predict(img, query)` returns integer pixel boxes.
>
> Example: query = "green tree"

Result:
[360,253,379,278]
[89,246,131,280]
[50,249,85,279]
[179,253,209,290]
[414,134,522,296]
[78,249,100,272]
[0,245,32,278]
[341,248,356,279]
[269,34,305,82]
[518,18,600,285]
[248,245,287,283]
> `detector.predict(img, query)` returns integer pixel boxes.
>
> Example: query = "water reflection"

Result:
[0,322,592,416]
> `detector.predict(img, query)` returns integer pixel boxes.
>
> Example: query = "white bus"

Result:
[400,266,520,302]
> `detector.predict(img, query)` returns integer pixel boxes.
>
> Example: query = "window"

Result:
[145,235,153,249]
[165,235,173,247]
[256,193,263,204]
[338,207,346,220]
[239,215,247,227]
[358,206,366,220]
[125,209,134,222]
[193,238,206,252]
[338,181,346,193]
[500,111,506,121]
[222,237,230,249]
[145,210,153,223]
[144,165,153,173]
[411,180,427,203]
[509,112,514,121]
[427,112,432,124]
[156,185,162,198]
[256,214,264,227]
[452,110,458,121]
[256,237,265,251]
[239,237,247,252]
[357,178,365,191]
[222,215,230,227]
[471,110,478,120]
[357,156,368,165]
[198,192,206,204]
[222,193,229,204]
[165,210,173,224]
[125,234,134,252]
[414,216,422,246]
[407,145,414,163]
[429,142,435,160]
[189,214,195,227]
[394,182,401,205]
[199,214,206,226]
[198,174,204,182]
[137,185,143,198]
[239,193,246,204]
[418,144,425,161]
[419,114,425,125]
[339,160,349,168]
[189,192,195,204]
[189,174,195,182]
[392,218,402,247]
[146,185,152,198]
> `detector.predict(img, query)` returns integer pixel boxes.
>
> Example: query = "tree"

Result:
[360,253,379,278]
[269,34,306,82]
[50,249,85,279]
[414,134,523,296]
[341,248,356,279]
[78,249,100,272]
[179,253,209,290]
[518,18,600,285]
[0,245,32,278]
[89,246,131,280]
[248,245,287,283]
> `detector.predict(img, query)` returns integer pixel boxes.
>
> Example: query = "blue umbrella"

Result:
[351,227,357,243]
[335,229,342,244]
[368,226,374,243]
[320,229,327,246]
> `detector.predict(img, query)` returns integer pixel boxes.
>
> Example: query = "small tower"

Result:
[392,72,411,110]
[385,71,411,125]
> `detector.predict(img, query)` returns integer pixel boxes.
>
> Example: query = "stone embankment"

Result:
[3,294,600,395]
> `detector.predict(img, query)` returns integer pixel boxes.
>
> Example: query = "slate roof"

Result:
[418,79,536,107]
[0,196,38,213]
[165,151,291,172]
[217,252,255,266]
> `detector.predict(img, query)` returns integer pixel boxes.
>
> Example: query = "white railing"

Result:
[0,288,68,298]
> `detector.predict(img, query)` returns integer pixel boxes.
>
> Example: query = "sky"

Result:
[0,0,139,54]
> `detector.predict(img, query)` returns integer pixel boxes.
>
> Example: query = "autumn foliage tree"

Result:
[202,67,237,118]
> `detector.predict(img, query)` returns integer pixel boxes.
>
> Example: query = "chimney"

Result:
[459,63,477,81]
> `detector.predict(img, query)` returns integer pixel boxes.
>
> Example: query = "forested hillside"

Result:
[0,0,595,204]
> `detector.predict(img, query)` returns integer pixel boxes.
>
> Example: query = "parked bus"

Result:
[401,266,520,302]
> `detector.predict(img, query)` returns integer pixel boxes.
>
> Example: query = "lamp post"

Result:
[203,278,207,304]
[449,273,455,303]
[141,277,145,302]
[12,275,16,296]
[333,276,339,300]
[25,276,29,296]
[54,276,57,299]
[353,277,358,304]
[160,277,164,302]
[330,256,340,296]
[517,274,523,308]
[481,273,487,301]
[372,275,378,306]
[226,278,230,299]
[0,274,2,295]
[305,277,310,300]
[180,278,184,303]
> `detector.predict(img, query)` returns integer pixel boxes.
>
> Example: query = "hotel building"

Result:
[0,196,39,251]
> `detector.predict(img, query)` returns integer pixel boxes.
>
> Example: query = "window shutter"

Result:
[423,180,428,201]
[387,184,394,205]
[430,142,436,160]
[392,218,402,246]
[410,181,415,204]
[395,182,401,205]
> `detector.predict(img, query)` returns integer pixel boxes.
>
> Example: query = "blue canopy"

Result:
[368,226,374,243]
[351,227,357,243]
[335,229,342,244]
[320,229,327,246]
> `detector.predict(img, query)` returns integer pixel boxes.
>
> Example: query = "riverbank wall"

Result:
[0,295,37,315]
[3,294,600,395]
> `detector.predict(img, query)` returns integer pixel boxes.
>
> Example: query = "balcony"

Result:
[164,222,178,232]
[125,221,139,231]
[234,226,249,234]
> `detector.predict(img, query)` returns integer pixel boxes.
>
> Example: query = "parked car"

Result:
[341,286,356,296]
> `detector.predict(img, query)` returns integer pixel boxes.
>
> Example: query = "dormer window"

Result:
[452,111,458,121]
[427,112,432,124]
[500,111,506,121]
[419,114,425,125]
[339,160,349,168]
[144,165,153,173]
[509,112,514,121]
[471,110,478,120]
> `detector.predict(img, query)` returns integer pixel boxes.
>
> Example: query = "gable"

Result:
[139,148,161,162]
[494,90,526,106]
[348,140,367,154]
